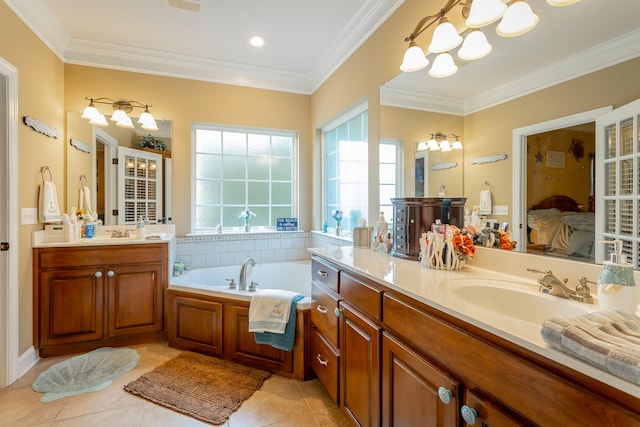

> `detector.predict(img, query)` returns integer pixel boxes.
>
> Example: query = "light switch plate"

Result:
[21,207,38,225]
[493,205,509,216]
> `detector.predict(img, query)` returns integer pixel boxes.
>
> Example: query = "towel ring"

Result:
[80,175,87,186]
[40,166,52,183]
[481,181,491,191]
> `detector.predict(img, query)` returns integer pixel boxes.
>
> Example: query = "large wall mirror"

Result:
[66,112,172,225]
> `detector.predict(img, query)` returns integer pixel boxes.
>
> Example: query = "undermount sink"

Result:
[443,278,594,324]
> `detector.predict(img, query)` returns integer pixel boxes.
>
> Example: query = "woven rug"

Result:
[124,351,271,425]
[32,347,140,402]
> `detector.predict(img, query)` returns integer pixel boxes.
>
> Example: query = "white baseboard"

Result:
[17,346,38,381]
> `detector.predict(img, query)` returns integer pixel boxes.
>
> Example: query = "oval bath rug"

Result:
[32,347,140,402]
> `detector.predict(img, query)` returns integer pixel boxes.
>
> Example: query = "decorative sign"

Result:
[471,154,508,165]
[545,150,565,168]
[432,161,457,170]
[277,217,298,231]
[23,115,60,138]
[70,138,91,153]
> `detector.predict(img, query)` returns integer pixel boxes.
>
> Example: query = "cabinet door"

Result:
[463,389,531,427]
[106,263,164,337]
[340,301,381,427]
[382,332,460,427]
[39,267,105,346]
[224,303,293,374]
[169,293,223,356]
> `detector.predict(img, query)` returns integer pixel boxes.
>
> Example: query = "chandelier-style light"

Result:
[81,97,158,131]
[417,133,463,152]
[400,0,582,78]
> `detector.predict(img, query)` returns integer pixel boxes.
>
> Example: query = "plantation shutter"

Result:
[595,99,640,266]
[117,147,163,225]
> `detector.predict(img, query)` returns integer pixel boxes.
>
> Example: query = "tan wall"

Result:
[63,65,312,236]
[0,3,65,354]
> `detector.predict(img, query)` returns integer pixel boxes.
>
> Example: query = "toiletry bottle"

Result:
[137,216,146,239]
[598,240,638,313]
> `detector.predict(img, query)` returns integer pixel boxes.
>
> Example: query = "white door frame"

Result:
[94,127,118,225]
[511,106,613,253]
[0,56,19,387]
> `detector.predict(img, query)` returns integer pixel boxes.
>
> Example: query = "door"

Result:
[595,98,640,266]
[117,146,163,224]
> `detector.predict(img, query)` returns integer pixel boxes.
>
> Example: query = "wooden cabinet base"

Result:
[38,331,167,357]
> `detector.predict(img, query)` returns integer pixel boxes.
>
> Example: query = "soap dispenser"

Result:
[598,240,638,313]
[136,216,146,239]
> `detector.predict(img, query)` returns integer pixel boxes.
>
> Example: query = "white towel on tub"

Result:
[248,289,303,334]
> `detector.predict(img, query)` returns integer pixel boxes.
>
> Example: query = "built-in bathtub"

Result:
[167,260,314,380]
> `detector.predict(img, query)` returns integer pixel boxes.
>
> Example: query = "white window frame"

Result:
[191,122,298,233]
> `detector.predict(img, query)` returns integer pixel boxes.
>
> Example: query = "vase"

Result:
[244,221,250,232]
[335,222,341,236]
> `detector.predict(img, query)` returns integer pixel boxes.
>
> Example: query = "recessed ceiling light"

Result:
[249,35,266,47]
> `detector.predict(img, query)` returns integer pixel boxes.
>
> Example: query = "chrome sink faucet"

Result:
[527,268,594,304]
[239,257,256,291]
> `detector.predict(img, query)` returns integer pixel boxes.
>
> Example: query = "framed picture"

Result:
[546,150,565,168]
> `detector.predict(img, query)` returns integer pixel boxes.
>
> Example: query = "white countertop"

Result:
[32,224,176,248]
[309,246,640,399]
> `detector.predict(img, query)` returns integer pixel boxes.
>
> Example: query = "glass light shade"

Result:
[115,115,134,129]
[457,30,492,61]
[439,140,452,152]
[416,141,429,152]
[141,118,159,132]
[429,53,458,78]
[81,104,99,120]
[110,109,128,122]
[466,0,508,28]
[138,109,154,125]
[547,0,581,5]
[89,114,108,127]
[427,138,440,151]
[400,42,429,72]
[496,1,539,37]
[428,18,462,54]
[452,139,462,150]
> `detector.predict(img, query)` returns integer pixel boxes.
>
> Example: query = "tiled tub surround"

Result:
[175,231,352,269]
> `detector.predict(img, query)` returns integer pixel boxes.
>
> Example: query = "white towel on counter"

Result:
[78,185,94,216]
[39,181,61,223]
[248,289,303,334]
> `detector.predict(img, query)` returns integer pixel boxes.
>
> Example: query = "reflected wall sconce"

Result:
[400,0,581,78]
[81,97,158,131]
[417,133,462,152]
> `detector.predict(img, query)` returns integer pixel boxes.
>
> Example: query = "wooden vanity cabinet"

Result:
[34,243,168,357]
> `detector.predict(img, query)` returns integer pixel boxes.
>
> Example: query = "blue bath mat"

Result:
[32,347,140,402]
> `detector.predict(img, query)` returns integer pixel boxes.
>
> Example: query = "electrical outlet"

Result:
[21,208,38,225]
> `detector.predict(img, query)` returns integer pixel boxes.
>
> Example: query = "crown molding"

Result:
[380,86,465,115]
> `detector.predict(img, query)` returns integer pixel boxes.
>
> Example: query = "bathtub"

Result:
[169,260,312,308]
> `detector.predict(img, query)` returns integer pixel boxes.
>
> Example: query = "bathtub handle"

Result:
[316,305,328,315]
[317,270,328,277]
[316,354,329,366]
[226,279,236,289]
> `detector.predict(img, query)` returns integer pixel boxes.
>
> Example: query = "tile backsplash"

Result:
[175,231,352,269]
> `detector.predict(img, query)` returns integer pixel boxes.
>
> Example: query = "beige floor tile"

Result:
[0,386,64,427]
[296,379,338,413]
[138,401,217,427]
[312,407,351,427]
[49,406,143,427]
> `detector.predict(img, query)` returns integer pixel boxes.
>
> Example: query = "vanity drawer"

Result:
[311,282,340,348]
[339,271,383,321]
[309,324,339,404]
[311,257,340,292]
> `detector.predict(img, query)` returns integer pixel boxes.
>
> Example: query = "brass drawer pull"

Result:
[316,354,329,366]
[317,270,328,277]
[316,305,328,315]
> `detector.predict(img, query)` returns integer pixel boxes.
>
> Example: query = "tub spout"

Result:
[239,257,256,290]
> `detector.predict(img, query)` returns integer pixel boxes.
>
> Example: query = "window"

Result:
[324,109,368,233]
[379,139,403,222]
[193,124,296,232]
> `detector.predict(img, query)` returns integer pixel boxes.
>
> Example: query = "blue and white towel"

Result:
[248,289,303,334]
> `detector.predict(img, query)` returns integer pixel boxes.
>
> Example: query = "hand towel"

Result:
[479,189,492,214]
[541,310,640,385]
[78,185,94,216]
[39,181,61,223]
[249,289,303,334]
[254,296,304,351]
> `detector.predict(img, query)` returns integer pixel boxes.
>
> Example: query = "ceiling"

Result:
[6,0,640,112]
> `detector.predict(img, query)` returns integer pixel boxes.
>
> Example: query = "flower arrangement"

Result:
[331,209,343,223]
[138,134,167,151]
[239,209,256,221]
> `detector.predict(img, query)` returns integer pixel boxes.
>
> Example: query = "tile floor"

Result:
[0,342,350,427]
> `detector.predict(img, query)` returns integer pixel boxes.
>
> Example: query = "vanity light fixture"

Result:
[400,0,581,78]
[81,97,159,131]
[417,133,463,152]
